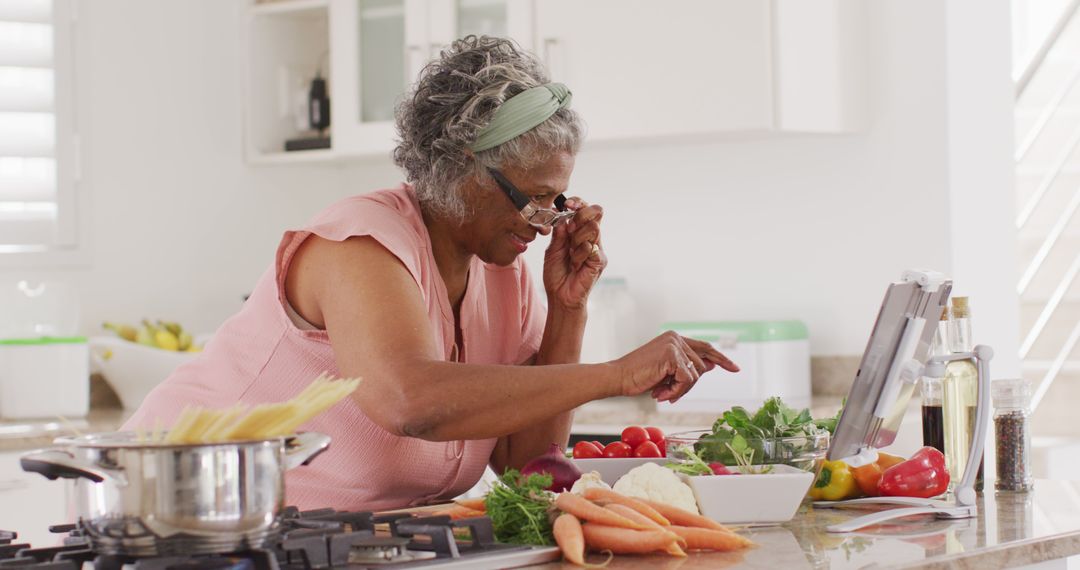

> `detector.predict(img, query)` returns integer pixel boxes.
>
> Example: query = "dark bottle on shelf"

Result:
[921,307,948,453]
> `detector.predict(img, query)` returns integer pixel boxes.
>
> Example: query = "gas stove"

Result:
[0,508,561,569]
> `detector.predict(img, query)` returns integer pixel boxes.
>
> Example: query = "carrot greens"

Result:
[484,469,555,546]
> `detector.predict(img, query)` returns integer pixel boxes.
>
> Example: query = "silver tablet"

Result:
[827,270,952,461]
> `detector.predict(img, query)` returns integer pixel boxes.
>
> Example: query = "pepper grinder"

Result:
[993,378,1032,493]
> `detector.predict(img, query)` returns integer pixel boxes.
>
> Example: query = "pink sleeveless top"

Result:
[123,184,548,511]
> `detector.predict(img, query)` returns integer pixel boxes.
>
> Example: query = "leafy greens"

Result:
[693,396,840,468]
[484,469,555,546]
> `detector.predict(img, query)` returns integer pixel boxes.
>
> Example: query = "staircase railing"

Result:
[1015,0,1080,97]
[1015,0,1080,411]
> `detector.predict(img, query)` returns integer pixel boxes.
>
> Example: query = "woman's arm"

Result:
[287,234,731,443]
[489,305,586,474]
[291,234,613,441]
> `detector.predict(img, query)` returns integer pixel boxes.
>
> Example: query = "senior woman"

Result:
[124,36,737,510]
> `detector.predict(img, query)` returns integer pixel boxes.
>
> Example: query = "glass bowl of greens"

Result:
[664,396,837,478]
[665,429,830,476]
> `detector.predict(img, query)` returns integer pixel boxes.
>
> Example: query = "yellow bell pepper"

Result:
[809,459,858,501]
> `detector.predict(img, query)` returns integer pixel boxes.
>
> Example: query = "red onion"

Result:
[521,443,583,492]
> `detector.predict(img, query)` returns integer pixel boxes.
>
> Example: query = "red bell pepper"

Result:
[878,446,950,498]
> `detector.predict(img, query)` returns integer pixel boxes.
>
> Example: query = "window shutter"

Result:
[0,0,72,251]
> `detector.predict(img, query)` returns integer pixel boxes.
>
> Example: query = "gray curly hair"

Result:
[393,36,584,221]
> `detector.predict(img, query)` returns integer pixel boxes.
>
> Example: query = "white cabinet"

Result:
[330,0,533,159]
[533,0,866,142]
[243,0,865,163]
[534,0,775,140]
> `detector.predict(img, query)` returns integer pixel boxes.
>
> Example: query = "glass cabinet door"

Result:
[358,0,405,123]
[456,0,507,38]
[329,0,534,156]
[429,0,532,57]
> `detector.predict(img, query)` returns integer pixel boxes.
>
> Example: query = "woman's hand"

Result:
[613,331,740,403]
[543,198,606,311]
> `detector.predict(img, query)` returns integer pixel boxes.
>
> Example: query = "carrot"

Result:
[636,498,730,532]
[553,513,586,565]
[453,497,487,512]
[432,506,485,520]
[583,488,670,526]
[581,523,686,556]
[555,493,651,530]
[668,525,755,551]
[605,505,686,557]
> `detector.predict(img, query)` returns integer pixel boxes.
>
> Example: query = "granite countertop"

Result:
[530,481,1080,569]
[0,408,130,451]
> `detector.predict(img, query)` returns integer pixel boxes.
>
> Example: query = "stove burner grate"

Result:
[0,507,560,569]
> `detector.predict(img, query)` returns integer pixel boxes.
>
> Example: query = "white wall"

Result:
[529,0,956,358]
[945,0,1021,378]
[0,0,1019,375]
[2,0,402,337]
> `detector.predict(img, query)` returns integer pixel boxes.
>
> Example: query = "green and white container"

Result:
[0,337,89,419]
[660,320,810,412]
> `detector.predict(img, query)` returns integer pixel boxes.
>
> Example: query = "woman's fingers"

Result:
[647,335,739,403]
[570,220,601,249]
[649,341,698,403]
[549,218,571,252]
[676,336,708,375]
[683,337,740,372]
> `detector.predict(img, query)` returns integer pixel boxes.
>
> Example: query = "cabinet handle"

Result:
[405,44,425,83]
[542,37,561,78]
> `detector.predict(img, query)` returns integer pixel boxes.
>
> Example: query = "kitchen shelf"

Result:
[250,0,328,17]
[242,0,331,163]
[245,149,338,165]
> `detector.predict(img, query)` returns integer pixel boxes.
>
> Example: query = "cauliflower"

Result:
[570,471,611,495]
[612,462,699,514]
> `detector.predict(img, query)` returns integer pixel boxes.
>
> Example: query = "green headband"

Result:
[469,83,573,152]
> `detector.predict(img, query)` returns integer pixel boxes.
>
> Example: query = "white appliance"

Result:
[659,320,811,412]
[0,280,89,419]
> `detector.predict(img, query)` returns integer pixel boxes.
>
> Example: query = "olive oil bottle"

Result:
[942,297,984,492]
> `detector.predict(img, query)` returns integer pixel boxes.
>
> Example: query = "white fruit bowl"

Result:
[570,457,669,486]
[680,464,815,524]
[88,335,210,409]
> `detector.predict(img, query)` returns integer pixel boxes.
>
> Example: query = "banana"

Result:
[178,331,193,351]
[135,326,156,347]
[154,329,180,351]
[139,319,168,349]
[102,322,138,342]
[158,320,184,338]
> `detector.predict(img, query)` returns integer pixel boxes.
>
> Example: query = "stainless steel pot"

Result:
[20,431,331,557]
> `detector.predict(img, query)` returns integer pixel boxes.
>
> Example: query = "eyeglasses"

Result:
[487,168,575,228]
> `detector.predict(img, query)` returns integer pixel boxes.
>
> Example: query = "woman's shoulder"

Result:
[303,184,426,245]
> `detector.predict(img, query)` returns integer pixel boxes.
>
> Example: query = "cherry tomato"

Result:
[603,441,633,458]
[633,441,662,458]
[645,426,666,457]
[572,441,603,459]
[591,440,605,450]
[621,426,650,449]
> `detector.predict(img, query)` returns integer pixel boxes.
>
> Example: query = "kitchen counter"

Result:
[530,480,1080,569]
[0,408,130,451]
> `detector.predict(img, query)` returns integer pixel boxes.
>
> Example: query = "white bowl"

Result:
[681,464,815,524]
[88,335,209,409]
[570,457,668,486]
